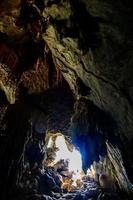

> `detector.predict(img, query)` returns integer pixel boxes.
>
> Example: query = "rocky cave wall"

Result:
[43,0,133,149]
[42,1,133,191]
[0,0,133,198]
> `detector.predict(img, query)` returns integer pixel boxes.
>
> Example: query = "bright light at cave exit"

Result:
[47,134,84,186]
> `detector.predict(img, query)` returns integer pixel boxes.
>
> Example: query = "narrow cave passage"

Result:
[0,0,133,200]
[0,74,132,200]
[0,78,126,200]
[7,81,129,200]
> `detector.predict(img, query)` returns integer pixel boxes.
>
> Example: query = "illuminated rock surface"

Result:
[0,0,133,200]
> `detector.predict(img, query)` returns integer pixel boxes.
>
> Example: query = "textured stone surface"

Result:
[0,63,18,104]
[0,1,133,138]
[42,0,133,193]
[0,0,133,197]
[43,0,133,146]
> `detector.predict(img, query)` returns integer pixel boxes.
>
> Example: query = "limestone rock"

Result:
[43,0,133,147]
[0,63,18,104]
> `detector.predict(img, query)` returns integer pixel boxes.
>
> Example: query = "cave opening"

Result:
[13,82,129,200]
[0,0,133,200]
[0,60,132,200]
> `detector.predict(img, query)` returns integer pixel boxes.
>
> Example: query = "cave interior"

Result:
[0,0,133,200]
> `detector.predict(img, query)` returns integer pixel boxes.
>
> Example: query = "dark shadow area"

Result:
[70,97,133,182]
[0,103,31,200]
[24,79,74,133]
[0,90,8,105]
[70,0,102,51]
[49,0,102,49]
[0,79,74,200]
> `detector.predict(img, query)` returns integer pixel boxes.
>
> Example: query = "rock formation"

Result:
[0,0,133,199]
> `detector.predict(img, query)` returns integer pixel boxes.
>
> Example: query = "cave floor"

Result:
[17,166,122,200]
[0,83,132,200]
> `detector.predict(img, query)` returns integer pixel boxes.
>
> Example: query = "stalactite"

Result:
[45,49,63,89]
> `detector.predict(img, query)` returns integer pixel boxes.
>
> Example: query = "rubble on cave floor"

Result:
[17,132,121,200]
[17,164,121,200]
[18,159,131,200]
